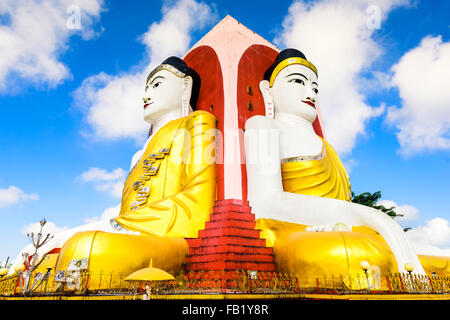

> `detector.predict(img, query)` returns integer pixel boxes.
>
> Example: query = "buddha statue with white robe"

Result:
[244,49,426,280]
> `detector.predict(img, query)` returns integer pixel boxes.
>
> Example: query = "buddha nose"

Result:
[305,86,316,103]
[305,94,316,103]
[143,96,150,103]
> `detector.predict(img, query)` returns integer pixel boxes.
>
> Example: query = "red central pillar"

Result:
[181,16,325,287]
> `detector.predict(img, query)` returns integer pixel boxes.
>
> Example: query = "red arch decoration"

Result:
[184,46,225,200]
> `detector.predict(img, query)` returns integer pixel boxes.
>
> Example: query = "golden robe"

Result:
[116,110,217,238]
[280,137,351,201]
[50,111,216,290]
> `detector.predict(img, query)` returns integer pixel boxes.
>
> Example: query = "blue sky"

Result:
[0,0,449,264]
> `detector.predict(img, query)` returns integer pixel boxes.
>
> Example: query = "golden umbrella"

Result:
[124,259,175,298]
[124,260,175,282]
[0,268,9,277]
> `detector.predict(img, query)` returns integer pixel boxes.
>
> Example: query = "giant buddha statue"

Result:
[115,57,216,237]
[9,57,217,283]
[5,17,449,295]
[244,48,426,279]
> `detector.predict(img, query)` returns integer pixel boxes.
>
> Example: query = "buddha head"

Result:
[143,56,199,124]
[260,48,319,123]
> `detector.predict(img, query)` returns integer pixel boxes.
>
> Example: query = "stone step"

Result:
[185,261,277,271]
[184,200,277,276]
[181,270,277,281]
[188,244,273,256]
[213,204,252,213]
[189,235,266,247]
[214,199,250,207]
[186,238,201,248]
[198,227,261,239]
[185,252,275,263]
[209,211,255,222]
[204,219,256,230]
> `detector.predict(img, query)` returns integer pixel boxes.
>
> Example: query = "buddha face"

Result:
[270,64,318,123]
[142,69,192,123]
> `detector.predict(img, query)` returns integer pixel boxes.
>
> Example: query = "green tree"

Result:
[351,191,411,232]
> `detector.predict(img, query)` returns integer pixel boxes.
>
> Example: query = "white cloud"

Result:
[21,220,68,237]
[79,167,126,198]
[0,186,39,209]
[0,0,104,93]
[140,0,216,67]
[276,0,410,155]
[386,35,450,155]
[375,200,449,256]
[377,199,419,223]
[74,71,147,141]
[73,0,217,142]
[83,203,120,224]
[406,218,450,256]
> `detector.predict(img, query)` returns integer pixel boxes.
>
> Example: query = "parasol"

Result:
[124,259,174,282]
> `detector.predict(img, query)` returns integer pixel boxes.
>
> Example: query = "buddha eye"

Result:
[313,88,319,94]
[153,82,161,88]
[289,78,304,85]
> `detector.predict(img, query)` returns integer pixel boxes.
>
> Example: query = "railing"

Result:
[1,270,449,297]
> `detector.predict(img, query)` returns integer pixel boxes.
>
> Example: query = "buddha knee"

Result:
[54,231,189,278]
[273,230,398,283]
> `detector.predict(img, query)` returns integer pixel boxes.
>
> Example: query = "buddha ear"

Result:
[182,76,193,117]
[259,80,274,119]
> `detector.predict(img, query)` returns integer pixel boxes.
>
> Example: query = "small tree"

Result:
[17,219,54,296]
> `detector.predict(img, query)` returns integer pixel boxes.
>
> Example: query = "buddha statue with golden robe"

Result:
[244,49,426,280]
[115,57,216,238]
[9,57,217,284]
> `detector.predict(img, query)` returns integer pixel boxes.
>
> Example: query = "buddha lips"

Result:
[302,100,316,109]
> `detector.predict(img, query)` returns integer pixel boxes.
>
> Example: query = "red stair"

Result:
[183,199,277,288]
